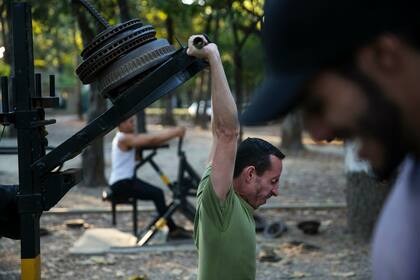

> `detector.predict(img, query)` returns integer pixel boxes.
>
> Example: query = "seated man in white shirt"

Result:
[109,116,190,239]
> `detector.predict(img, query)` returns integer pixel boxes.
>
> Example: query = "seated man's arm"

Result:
[119,127,185,150]
[187,35,239,201]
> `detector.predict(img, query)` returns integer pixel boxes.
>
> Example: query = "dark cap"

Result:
[241,0,420,125]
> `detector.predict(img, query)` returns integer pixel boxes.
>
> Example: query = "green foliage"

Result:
[0,0,265,104]
[0,61,10,76]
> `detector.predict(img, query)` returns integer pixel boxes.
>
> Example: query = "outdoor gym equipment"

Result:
[102,136,200,245]
[0,1,207,279]
[135,137,200,246]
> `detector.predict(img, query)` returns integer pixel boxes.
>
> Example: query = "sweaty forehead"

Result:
[268,155,283,173]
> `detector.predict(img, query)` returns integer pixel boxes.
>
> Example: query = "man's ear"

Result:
[357,35,403,76]
[244,166,256,183]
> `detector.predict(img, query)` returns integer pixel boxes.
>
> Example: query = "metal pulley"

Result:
[75,0,178,100]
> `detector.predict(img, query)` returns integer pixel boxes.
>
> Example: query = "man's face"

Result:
[246,155,282,208]
[301,71,406,180]
[119,117,135,133]
[355,36,420,157]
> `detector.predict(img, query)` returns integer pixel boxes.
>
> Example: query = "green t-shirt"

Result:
[194,165,256,280]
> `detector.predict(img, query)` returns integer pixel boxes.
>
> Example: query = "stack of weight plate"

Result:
[76,19,176,100]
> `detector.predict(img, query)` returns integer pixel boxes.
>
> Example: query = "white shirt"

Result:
[109,131,136,185]
[372,156,420,279]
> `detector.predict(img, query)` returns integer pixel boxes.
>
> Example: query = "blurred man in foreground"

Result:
[242,1,420,279]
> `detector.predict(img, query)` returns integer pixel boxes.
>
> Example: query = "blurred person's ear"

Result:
[357,35,404,77]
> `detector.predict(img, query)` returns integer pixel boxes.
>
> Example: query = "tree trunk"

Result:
[281,111,304,152]
[72,2,106,187]
[75,80,83,120]
[344,142,392,241]
[72,23,84,120]
[193,12,215,129]
[3,0,16,138]
[117,0,130,21]
[118,0,147,132]
[194,72,209,129]
[161,15,176,126]
[0,0,12,65]
[81,82,107,187]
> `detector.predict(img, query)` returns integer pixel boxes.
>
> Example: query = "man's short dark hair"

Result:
[233,138,285,178]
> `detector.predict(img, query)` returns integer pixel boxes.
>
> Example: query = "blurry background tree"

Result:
[118,0,147,132]
[344,142,392,241]
[281,111,304,153]
[70,0,108,187]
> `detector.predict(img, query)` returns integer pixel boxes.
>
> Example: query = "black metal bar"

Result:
[112,202,116,225]
[134,151,157,171]
[11,2,42,278]
[183,159,201,182]
[148,159,164,175]
[1,76,9,113]
[137,201,179,246]
[32,96,59,108]
[49,75,55,97]
[0,146,55,155]
[31,119,56,128]
[32,50,207,178]
[35,73,41,97]
[41,168,82,210]
[180,201,196,222]
[132,200,138,236]
[76,0,110,29]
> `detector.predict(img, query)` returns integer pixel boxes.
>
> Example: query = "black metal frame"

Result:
[134,138,200,246]
[31,48,207,179]
[0,2,206,278]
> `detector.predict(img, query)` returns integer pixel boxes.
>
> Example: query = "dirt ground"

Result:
[0,208,370,280]
[0,115,370,279]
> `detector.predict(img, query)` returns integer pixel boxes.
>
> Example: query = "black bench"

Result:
[102,189,138,236]
[102,144,170,237]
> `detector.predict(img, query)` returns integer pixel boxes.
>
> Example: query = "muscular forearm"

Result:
[208,50,239,140]
[131,127,183,148]
[152,128,181,145]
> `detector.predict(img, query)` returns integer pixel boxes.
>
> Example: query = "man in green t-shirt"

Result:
[187,35,285,280]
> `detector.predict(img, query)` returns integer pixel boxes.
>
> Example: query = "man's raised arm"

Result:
[187,35,239,201]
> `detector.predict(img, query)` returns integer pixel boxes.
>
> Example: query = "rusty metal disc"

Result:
[81,19,143,59]
[77,25,157,84]
[98,39,176,98]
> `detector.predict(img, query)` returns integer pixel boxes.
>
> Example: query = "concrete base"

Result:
[69,228,137,255]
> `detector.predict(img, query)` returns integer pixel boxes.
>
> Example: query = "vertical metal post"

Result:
[1,77,9,113]
[11,3,43,280]
[34,73,41,97]
[49,75,55,97]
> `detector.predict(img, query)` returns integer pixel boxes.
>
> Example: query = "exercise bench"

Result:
[102,189,138,236]
[102,144,169,237]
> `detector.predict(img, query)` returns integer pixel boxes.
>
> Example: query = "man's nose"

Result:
[305,119,335,142]
[271,186,279,197]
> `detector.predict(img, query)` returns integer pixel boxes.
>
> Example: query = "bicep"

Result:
[210,131,238,201]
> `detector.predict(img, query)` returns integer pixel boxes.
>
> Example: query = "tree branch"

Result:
[240,1,262,19]
[238,18,260,50]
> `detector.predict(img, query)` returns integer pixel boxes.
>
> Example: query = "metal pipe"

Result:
[35,73,41,97]
[49,75,55,97]
[75,0,110,29]
[1,76,9,113]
